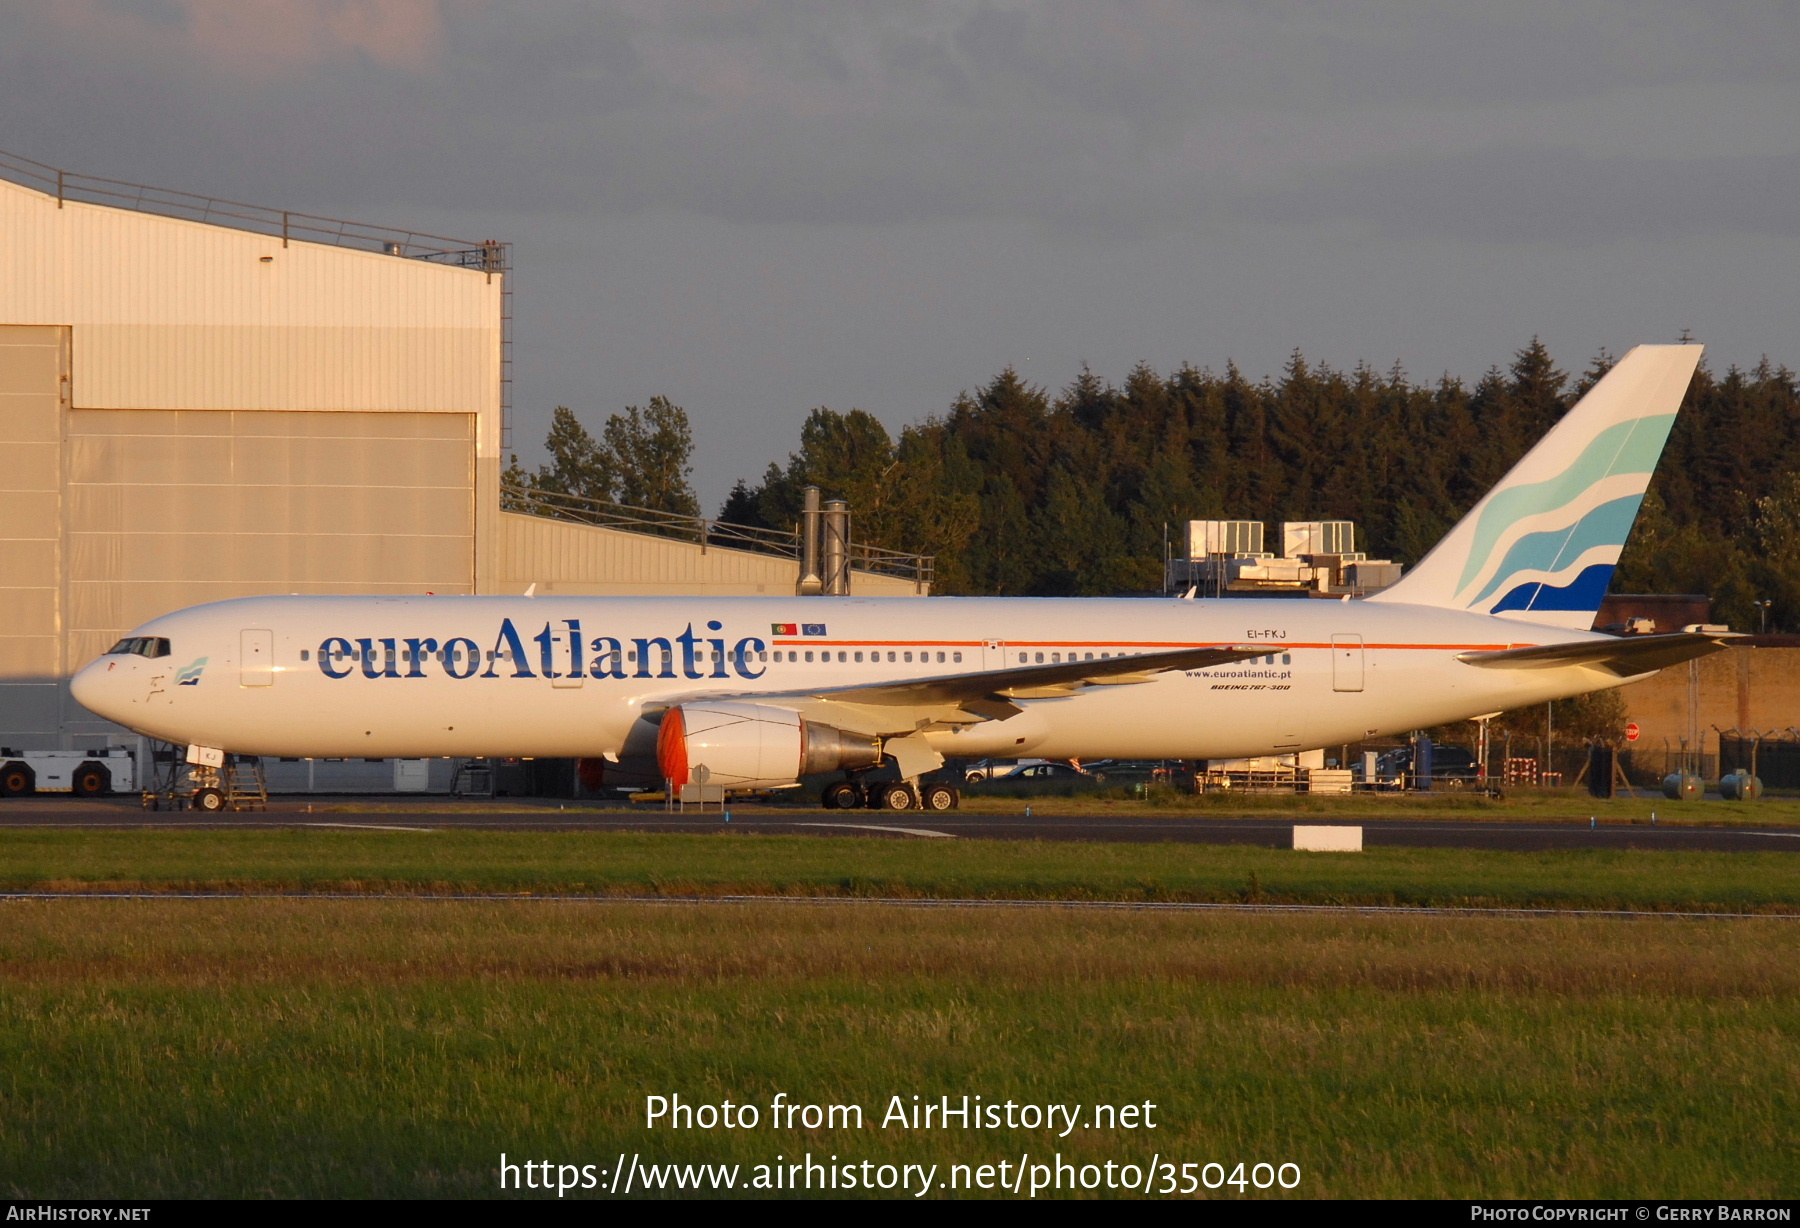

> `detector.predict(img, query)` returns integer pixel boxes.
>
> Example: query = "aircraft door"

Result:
[1331,634,1364,692]
[983,640,1007,671]
[241,629,274,687]
[551,627,584,689]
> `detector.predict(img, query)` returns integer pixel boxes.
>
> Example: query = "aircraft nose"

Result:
[70,657,125,722]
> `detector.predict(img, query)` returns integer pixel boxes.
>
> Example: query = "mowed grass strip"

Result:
[3,829,1799,912]
[0,899,1795,1199]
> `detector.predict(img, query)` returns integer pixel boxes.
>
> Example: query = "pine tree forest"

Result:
[513,340,1800,640]
[719,339,1800,637]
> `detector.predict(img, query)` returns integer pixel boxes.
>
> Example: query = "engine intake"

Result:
[656,702,879,789]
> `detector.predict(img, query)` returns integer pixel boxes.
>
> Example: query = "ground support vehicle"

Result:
[0,747,138,797]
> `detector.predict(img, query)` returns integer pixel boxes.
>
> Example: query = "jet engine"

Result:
[656,702,880,789]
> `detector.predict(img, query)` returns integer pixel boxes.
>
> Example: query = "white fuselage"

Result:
[72,593,1620,764]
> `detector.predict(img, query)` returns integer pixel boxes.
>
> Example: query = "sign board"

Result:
[1624,723,1640,742]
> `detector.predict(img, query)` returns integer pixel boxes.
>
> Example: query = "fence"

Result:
[501,484,935,591]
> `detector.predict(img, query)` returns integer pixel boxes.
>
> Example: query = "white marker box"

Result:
[1293,825,1362,851]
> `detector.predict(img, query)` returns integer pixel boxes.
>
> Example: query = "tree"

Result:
[604,396,699,516]
[531,406,614,503]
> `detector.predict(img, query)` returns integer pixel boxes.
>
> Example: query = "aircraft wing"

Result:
[1456,631,1740,677]
[656,643,1270,733]
[807,643,1269,707]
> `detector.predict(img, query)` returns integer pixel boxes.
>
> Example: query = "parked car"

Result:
[1374,745,1482,787]
[963,758,1049,783]
[997,762,1101,782]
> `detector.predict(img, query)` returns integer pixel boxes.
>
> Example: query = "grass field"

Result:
[3,828,1799,912]
[1,898,1795,1199]
[4,831,1795,1199]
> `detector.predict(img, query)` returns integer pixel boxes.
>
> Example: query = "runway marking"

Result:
[302,822,437,833]
[792,822,955,839]
[0,892,1793,920]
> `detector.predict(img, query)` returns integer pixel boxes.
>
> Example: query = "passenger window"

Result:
[838,651,847,662]
[1035,652,1044,663]
[854,651,863,663]
[1051,652,1061,663]
[628,650,638,662]
[953,652,962,663]
[1084,652,1093,660]
[904,651,913,663]
[936,652,945,663]
[300,649,310,662]
[759,651,767,662]
[887,651,895,663]
[1282,653,1291,664]
[805,651,814,663]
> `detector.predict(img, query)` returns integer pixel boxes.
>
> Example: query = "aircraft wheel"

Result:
[72,762,111,798]
[0,762,34,797]
[192,786,226,813]
[822,781,863,810]
[879,783,916,811]
[921,783,958,812]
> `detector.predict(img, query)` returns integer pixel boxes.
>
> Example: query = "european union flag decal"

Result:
[802,624,827,636]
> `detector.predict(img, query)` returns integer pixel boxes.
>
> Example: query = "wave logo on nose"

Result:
[175,658,208,686]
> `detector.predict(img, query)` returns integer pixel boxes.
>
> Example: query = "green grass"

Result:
[3,828,1799,912]
[0,900,1795,1198]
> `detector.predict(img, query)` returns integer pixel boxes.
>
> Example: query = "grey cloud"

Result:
[1237,146,1800,244]
[0,1,1796,241]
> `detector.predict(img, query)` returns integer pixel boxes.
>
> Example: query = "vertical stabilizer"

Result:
[1367,344,1702,629]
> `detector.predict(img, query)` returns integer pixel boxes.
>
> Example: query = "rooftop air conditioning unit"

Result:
[1186,520,1264,558]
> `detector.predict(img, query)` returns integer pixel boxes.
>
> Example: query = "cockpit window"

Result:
[105,637,171,659]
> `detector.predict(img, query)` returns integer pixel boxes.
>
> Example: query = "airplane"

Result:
[72,344,1734,813]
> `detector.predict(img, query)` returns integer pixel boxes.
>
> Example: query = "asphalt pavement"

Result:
[2,797,1797,852]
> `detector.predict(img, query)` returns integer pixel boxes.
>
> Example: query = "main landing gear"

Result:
[819,777,961,812]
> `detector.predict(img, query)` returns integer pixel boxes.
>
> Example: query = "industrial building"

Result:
[0,149,925,759]
[1166,519,1403,597]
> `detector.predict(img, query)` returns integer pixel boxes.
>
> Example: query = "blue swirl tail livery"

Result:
[1367,344,1703,629]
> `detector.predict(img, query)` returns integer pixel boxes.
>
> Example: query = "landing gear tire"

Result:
[822,781,863,810]
[878,783,917,811]
[921,783,958,812]
[0,762,32,798]
[72,763,111,798]
[192,786,225,813]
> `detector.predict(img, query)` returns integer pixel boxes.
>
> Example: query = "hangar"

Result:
[0,150,925,754]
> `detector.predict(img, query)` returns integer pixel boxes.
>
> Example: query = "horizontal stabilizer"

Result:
[1456,631,1739,677]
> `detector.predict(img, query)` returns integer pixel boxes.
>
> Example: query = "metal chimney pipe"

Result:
[797,486,823,595]
[822,499,850,596]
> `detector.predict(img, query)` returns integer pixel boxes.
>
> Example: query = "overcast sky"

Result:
[4,1,1798,508]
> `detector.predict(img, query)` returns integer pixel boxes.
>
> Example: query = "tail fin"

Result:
[1367,343,1702,628]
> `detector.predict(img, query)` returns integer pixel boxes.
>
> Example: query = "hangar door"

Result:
[62,408,476,677]
[1331,634,1364,692]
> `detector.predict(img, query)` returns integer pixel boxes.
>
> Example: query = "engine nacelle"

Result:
[656,702,879,789]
